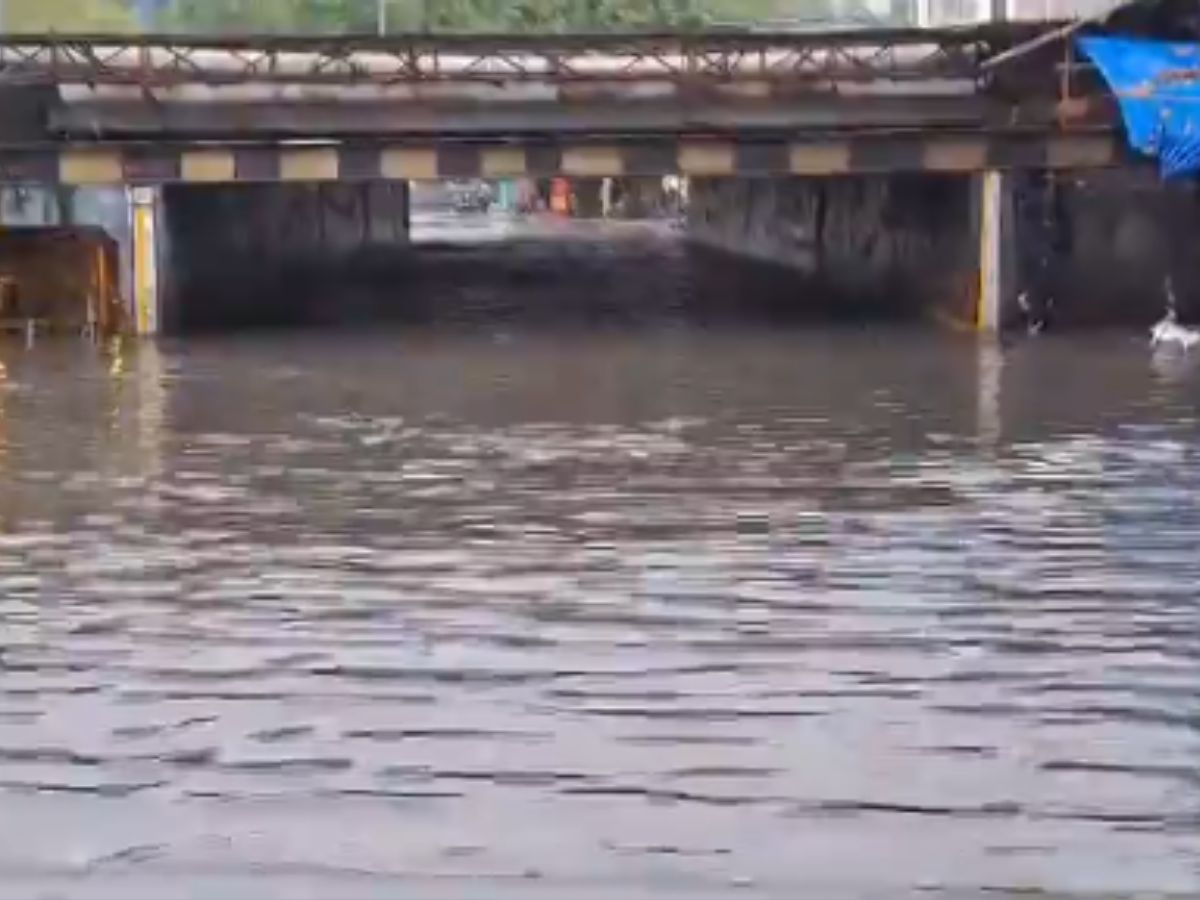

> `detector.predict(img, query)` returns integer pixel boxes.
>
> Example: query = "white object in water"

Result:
[1017,291,1055,335]
[1150,309,1200,350]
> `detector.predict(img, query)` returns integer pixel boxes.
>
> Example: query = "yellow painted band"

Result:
[181,150,236,183]
[481,148,527,177]
[561,146,624,177]
[60,151,122,185]
[788,142,851,175]
[381,148,438,180]
[280,148,339,181]
[924,139,988,173]
[678,143,735,176]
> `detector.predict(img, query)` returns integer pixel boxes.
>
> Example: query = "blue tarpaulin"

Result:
[1078,36,1200,178]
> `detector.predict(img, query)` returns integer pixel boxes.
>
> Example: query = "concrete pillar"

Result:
[976,170,1017,335]
[130,187,161,336]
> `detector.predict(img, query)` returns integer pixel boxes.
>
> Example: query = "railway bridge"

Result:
[0,22,1180,334]
[0,24,1117,179]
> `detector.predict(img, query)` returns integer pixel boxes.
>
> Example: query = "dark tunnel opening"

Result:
[157,171,1200,337]
[157,177,962,337]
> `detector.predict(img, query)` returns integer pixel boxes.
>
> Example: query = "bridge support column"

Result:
[975,170,1017,335]
[130,187,162,336]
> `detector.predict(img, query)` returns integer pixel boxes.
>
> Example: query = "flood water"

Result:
[1,254,1199,897]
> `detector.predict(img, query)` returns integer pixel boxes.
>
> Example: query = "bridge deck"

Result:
[0,23,1123,180]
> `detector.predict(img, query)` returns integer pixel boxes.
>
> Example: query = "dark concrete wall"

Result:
[687,170,1200,329]
[160,182,409,333]
[686,175,978,322]
[1028,170,1200,327]
[0,87,55,142]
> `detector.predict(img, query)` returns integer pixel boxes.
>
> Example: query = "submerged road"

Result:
[0,232,1198,898]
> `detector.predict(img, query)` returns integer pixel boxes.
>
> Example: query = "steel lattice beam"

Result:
[0,23,1061,89]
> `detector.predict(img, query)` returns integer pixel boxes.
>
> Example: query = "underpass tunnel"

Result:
[152,169,1200,337]
[156,173,979,337]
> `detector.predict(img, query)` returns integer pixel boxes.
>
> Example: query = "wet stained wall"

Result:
[1036,169,1200,326]
[687,170,1200,330]
[160,183,410,333]
[687,174,978,324]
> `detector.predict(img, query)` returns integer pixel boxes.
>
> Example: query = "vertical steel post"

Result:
[977,170,1015,335]
[130,187,160,336]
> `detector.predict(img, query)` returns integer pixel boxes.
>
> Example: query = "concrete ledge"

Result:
[49,92,1020,139]
[0,133,1126,185]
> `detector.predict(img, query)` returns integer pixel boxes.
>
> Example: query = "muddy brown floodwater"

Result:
[0,264,1199,898]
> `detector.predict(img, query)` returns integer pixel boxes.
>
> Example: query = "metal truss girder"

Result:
[0,23,1064,89]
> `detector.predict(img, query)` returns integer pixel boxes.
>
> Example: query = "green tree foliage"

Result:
[161,0,831,33]
[3,0,136,31]
[166,0,374,32]
[0,0,835,35]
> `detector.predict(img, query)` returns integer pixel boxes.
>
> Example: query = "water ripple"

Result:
[0,331,1197,897]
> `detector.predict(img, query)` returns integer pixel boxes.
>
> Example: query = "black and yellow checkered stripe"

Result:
[0,134,1123,184]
